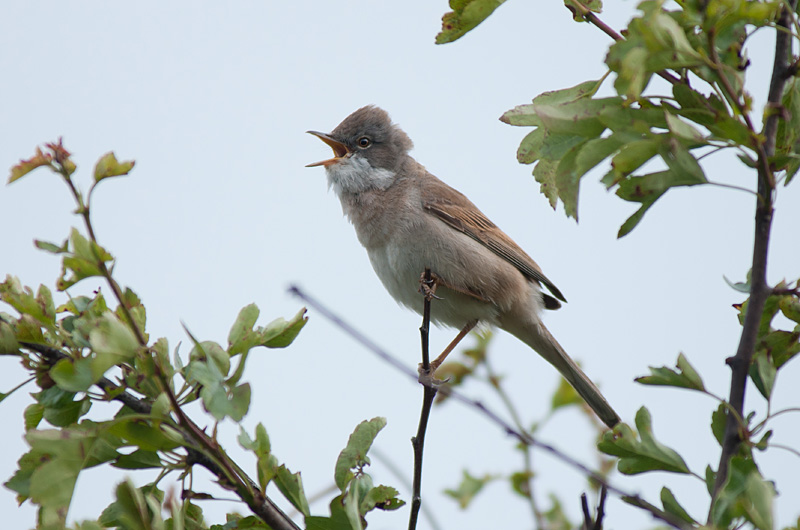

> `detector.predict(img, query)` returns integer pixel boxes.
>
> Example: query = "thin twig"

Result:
[409,269,438,530]
[288,285,693,530]
[564,0,680,85]
[707,0,794,516]
[581,493,592,530]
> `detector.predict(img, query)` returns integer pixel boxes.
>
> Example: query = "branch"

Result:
[288,286,694,530]
[708,0,796,514]
[408,269,437,530]
[17,340,300,530]
[564,0,680,85]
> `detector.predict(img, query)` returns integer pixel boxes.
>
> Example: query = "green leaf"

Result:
[550,376,583,412]
[517,128,546,164]
[93,152,135,183]
[724,274,751,293]
[57,228,115,290]
[306,495,356,530]
[8,147,53,183]
[274,465,310,517]
[749,349,776,399]
[661,487,698,525]
[510,471,533,499]
[334,417,386,491]
[24,403,44,430]
[775,77,800,184]
[190,340,230,375]
[533,159,559,209]
[598,407,690,474]
[711,403,726,446]
[112,449,162,469]
[106,419,180,452]
[604,139,661,187]
[635,353,706,391]
[187,356,251,422]
[22,427,110,527]
[553,139,589,219]
[88,312,141,380]
[499,105,542,127]
[50,357,95,392]
[436,0,507,44]
[444,470,496,509]
[615,158,706,237]
[0,276,57,330]
[36,387,92,427]
[665,112,706,143]
[363,485,404,512]
[0,317,20,354]
[711,457,774,530]
[99,480,164,530]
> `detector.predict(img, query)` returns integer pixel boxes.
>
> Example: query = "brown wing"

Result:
[421,178,567,307]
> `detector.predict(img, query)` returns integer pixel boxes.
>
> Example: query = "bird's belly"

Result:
[365,242,501,329]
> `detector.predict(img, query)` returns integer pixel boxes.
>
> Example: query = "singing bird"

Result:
[307,106,619,428]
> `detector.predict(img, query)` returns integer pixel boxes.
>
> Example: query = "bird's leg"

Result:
[429,319,478,373]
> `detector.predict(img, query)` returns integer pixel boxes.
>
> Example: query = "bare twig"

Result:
[288,285,693,530]
[708,0,795,515]
[409,269,438,530]
[581,485,607,530]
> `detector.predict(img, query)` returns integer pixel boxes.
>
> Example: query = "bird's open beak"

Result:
[306,131,350,167]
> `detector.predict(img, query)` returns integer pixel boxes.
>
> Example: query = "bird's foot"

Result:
[417,362,449,388]
[418,271,443,301]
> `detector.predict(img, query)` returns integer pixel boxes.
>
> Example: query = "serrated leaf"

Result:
[8,147,54,183]
[436,0,506,44]
[444,470,495,509]
[334,417,386,491]
[598,407,690,474]
[93,152,135,183]
[274,465,310,517]
[533,159,559,209]
[499,104,542,127]
[635,353,706,391]
[660,487,698,524]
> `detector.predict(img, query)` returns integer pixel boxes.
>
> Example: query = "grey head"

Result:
[307,106,414,196]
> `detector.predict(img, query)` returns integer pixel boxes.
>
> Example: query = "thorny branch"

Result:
[708,0,796,514]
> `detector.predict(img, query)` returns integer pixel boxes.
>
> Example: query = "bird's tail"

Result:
[509,320,620,429]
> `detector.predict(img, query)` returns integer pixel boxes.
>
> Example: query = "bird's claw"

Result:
[418,271,443,301]
[418,363,450,388]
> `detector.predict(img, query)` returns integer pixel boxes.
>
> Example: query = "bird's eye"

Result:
[357,137,371,148]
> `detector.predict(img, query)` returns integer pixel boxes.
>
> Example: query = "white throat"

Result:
[325,156,395,199]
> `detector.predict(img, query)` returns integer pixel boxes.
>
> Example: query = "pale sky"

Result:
[1,2,799,529]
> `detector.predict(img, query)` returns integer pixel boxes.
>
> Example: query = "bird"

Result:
[306,105,620,429]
